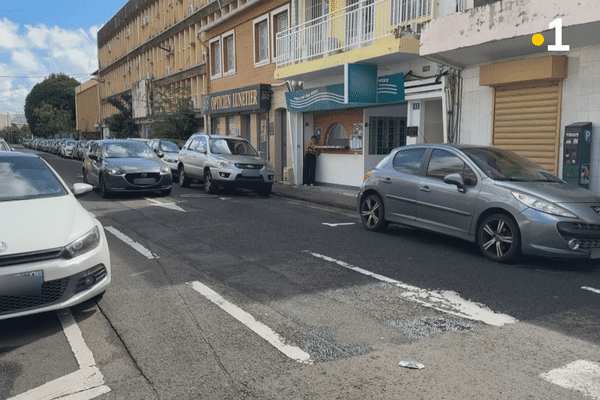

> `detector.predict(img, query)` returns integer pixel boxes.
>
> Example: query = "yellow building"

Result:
[75,80,101,139]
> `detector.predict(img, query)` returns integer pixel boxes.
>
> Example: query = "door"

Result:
[379,147,427,222]
[416,149,480,235]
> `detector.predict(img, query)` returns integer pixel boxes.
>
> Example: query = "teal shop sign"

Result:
[286,72,405,112]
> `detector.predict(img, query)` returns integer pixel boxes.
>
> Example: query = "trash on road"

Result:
[399,361,425,370]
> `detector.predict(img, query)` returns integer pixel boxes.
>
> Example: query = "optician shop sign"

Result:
[202,84,271,115]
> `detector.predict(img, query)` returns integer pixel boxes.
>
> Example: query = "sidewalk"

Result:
[271,182,357,210]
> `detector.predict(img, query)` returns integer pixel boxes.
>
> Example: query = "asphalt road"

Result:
[2,146,600,399]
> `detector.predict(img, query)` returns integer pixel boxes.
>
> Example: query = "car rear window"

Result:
[0,156,67,202]
[392,148,426,175]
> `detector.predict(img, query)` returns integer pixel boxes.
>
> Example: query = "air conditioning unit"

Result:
[166,66,171,74]
[107,44,112,52]
[146,72,153,80]
[201,52,206,63]
[167,44,175,52]
[126,29,131,37]
[135,61,140,68]
[126,65,131,72]
[191,98,198,109]
[141,16,149,26]
[188,4,195,15]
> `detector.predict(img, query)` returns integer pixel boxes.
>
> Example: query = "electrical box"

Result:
[562,122,592,188]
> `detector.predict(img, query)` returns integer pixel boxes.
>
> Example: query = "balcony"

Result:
[275,0,434,79]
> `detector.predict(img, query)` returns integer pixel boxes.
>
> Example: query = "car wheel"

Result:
[477,213,520,263]
[360,194,388,231]
[160,188,172,196]
[99,175,111,198]
[178,166,190,188]
[204,169,217,194]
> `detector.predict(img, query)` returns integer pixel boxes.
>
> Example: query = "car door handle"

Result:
[419,186,431,192]
[382,178,392,184]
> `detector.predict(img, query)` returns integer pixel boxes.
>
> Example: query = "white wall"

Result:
[315,154,364,187]
[458,65,493,146]
[561,45,600,192]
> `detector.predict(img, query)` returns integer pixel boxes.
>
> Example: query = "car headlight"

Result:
[512,191,577,218]
[66,226,101,258]
[164,156,177,163]
[160,164,171,174]
[215,160,230,169]
[107,165,126,176]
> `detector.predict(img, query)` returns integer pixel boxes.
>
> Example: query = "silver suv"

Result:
[177,133,274,196]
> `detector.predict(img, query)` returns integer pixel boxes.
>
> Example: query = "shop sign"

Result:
[286,73,404,113]
[202,84,271,115]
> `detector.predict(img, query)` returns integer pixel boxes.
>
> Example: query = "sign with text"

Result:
[202,84,271,115]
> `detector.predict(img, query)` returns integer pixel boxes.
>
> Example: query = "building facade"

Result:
[75,80,101,139]
[275,0,462,188]
[420,0,600,192]
[0,114,11,130]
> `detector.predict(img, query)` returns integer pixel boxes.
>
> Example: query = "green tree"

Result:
[0,125,31,144]
[24,73,80,136]
[33,103,75,137]
[150,84,199,140]
[103,93,136,138]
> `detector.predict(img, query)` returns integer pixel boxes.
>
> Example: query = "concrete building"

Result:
[420,0,600,192]
[200,0,293,181]
[275,0,461,188]
[0,114,11,130]
[10,111,27,128]
[75,80,102,139]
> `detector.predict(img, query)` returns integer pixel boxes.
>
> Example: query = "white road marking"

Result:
[540,360,600,399]
[8,309,110,400]
[143,197,186,212]
[322,222,355,227]
[187,280,312,364]
[130,270,153,277]
[306,251,517,327]
[582,286,600,295]
[104,226,159,259]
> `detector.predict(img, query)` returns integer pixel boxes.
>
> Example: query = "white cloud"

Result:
[0,20,100,114]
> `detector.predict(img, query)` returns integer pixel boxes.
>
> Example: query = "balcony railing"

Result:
[276,0,434,68]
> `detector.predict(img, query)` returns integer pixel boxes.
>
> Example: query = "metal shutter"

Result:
[491,81,562,173]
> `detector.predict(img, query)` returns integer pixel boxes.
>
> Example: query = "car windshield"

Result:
[103,141,157,159]
[65,140,76,145]
[209,138,258,156]
[0,141,9,151]
[462,147,562,182]
[0,156,67,201]
[160,141,180,152]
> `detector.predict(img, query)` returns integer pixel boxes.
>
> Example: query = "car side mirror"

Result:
[156,150,164,158]
[73,183,93,197]
[444,173,466,193]
[88,154,98,161]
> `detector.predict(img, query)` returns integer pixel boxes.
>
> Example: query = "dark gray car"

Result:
[357,144,600,262]
[82,140,172,198]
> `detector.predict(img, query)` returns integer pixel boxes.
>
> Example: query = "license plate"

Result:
[242,170,260,177]
[134,178,156,185]
[0,271,43,296]
[590,248,600,259]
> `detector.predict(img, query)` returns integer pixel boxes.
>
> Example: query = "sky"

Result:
[0,1,128,115]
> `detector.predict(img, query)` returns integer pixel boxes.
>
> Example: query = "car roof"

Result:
[0,151,40,159]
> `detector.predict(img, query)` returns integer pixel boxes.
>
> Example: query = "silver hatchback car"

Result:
[357,144,600,262]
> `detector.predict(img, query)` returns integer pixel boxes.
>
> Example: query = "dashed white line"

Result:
[130,270,153,277]
[8,309,110,400]
[187,280,312,364]
[306,251,517,327]
[582,286,600,294]
[143,197,186,212]
[104,226,159,259]
[322,222,355,227]
[541,360,600,399]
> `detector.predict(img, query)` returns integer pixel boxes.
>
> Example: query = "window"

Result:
[227,115,236,136]
[223,30,235,75]
[211,117,221,135]
[393,148,426,175]
[426,150,466,181]
[326,124,348,147]
[253,17,270,66]
[209,37,221,78]
[369,117,406,155]
[271,6,289,63]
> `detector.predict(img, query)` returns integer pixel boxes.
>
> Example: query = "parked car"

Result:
[0,139,12,151]
[147,139,180,178]
[0,152,110,320]
[82,139,172,197]
[177,133,274,196]
[357,143,600,262]
[60,138,77,158]
[73,140,87,160]
[82,140,96,160]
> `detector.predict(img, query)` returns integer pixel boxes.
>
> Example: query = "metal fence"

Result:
[276,0,435,67]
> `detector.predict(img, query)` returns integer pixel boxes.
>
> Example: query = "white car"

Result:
[0,152,111,320]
